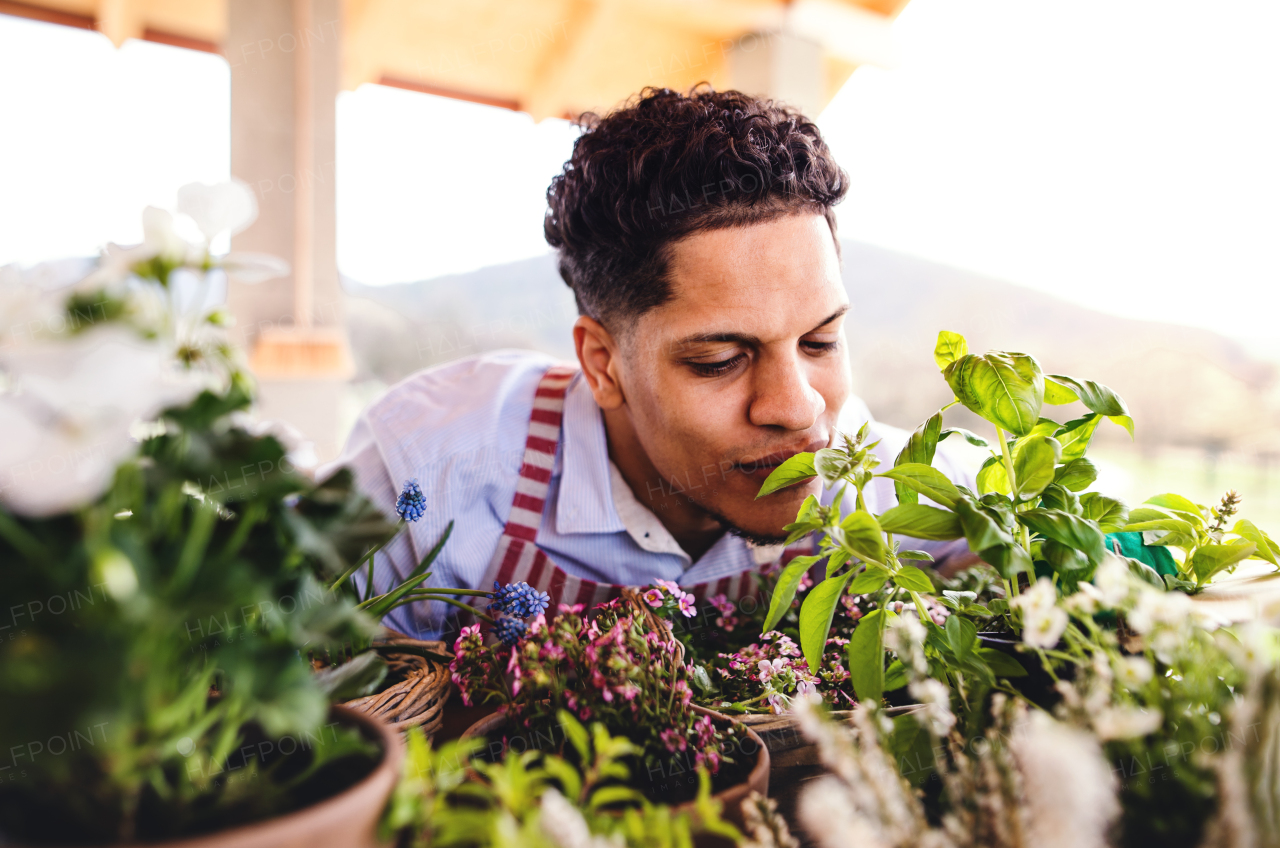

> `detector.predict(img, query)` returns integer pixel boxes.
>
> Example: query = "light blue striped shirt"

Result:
[325,350,974,639]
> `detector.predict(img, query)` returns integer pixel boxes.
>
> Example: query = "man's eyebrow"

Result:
[670,305,850,349]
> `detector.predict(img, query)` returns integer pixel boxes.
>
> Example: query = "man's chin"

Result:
[699,502,797,548]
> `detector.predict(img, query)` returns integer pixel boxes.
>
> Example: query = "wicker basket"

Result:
[340,634,452,734]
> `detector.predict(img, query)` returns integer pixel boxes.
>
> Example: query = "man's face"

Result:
[617,212,852,540]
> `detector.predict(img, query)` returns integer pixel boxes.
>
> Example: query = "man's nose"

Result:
[747,352,825,431]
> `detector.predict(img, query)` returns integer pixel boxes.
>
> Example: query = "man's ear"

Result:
[573,315,625,410]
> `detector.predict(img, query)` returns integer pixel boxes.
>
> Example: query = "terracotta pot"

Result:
[10,706,403,848]
[461,703,769,828]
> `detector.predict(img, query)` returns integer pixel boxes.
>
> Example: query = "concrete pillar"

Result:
[227,0,352,463]
[727,30,825,118]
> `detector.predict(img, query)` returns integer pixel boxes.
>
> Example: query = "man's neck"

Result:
[601,405,725,562]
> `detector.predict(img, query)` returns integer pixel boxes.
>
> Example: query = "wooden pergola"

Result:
[2,0,910,458]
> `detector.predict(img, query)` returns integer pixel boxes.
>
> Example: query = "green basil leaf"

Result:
[878,503,963,541]
[897,549,935,562]
[1108,414,1135,439]
[1121,555,1166,589]
[1043,377,1080,405]
[848,565,890,594]
[1144,494,1205,527]
[1045,374,1130,417]
[892,412,943,505]
[934,330,969,370]
[1054,414,1102,463]
[826,549,852,578]
[814,447,856,486]
[1079,493,1130,532]
[893,565,934,593]
[1040,483,1082,515]
[877,463,962,508]
[799,570,855,673]
[1019,508,1107,566]
[977,455,1010,496]
[761,554,822,633]
[945,614,978,661]
[940,427,989,447]
[980,540,1034,579]
[757,452,817,498]
[1234,519,1280,566]
[1042,538,1091,573]
[953,496,1013,554]
[1191,542,1258,582]
[883,658,908,692]
[975,647,1028,678]
[1012,435,1061,500]
[1054,457,1098,492]
[1124,508,1197,538]
[847,609,887,703]
[839,510,888,565]
[944,351,1045,437]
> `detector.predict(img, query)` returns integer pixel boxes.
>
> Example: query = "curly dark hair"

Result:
[544,85,848,332]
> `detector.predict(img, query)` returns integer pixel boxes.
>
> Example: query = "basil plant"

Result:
[756,330,1279,703]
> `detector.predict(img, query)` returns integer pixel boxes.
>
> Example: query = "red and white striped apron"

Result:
[474,364,813,616]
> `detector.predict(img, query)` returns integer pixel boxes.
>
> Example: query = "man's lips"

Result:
[732,438,830,482]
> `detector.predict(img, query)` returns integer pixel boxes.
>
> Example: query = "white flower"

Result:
[1093,706,1163,741]
[538,788,618,848]
[0,327,202,516]
[217,251,289,284]
[886,613,928,674]
[908,678,956,736]
[1115,656,1154,687]
[1093,554,1135,607]
[1013,711,1119,848]
[1127,586,1191,635]
[177,179,258,241]
[1012,578,1069,649]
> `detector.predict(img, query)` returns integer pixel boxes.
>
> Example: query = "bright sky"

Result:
[1,1,1277,349]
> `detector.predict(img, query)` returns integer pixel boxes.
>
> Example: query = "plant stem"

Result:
[995,426,1032,551]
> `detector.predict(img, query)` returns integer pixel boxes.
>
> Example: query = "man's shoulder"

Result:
[361,349,561,465]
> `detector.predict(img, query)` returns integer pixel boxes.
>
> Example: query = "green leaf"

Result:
[839,511,888,565]
[1039,483,1082,516]
[558,709,590,763]
[1121,556,1166,589]
[934,330,969,370]
[1043,377,1080,405]
[1054,415,1102,463]
[1145,494,1205,526]
[1012,435,1061,501]
[877,463,961,508]
[757,452,817,498]
[975,647,1028,678]
[814,447,856,486]
[883,658,908,692]
[848,564,890,594]
[944,351,1045,437]
[1042,538,1091,573]
[1124,508,1197,538]
[1191,543,1258,583]
[1234,520,1280,566]
[945,614,978,661]
[878,504,963,541]
[940,427,989,447]
[1045,374,1130,417]
[897,549,935,562]
[1107,414,1135,438]
[977,455,1010,496]
[826,549,852,578]
[799,570,855,673]
[1054,457,1098,492]
[893,565,934,593]
[1079,493,1130,533]
[1019,508,1107,565]
[761,554,822,633]
[847,609,888,703]
[892,413,943,505]
[979,539,1034,579]
[953,496,1011,552]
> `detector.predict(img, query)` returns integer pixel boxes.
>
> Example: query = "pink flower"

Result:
[661,728,688,752]
[708,593,735,615]
[677,593,696,617]
[656,579,682,594]
[558,603,585,614]
[796,679,818,696]
[767,693,787,714]
[758,658,784,682]
[643,588,665,608]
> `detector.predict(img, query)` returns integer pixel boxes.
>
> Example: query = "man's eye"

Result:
[688,354,746,377]
[802,339,840,354]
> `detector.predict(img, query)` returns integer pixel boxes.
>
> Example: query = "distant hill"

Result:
[344,241,1280,453]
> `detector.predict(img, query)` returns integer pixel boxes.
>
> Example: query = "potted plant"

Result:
[448,592,770,820]
[0,184,404,846]
[748,330,1280,848]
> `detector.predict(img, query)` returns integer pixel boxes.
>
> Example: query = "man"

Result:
[331,87,972,640]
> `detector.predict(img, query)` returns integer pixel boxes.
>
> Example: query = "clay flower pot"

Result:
[8,706,402,848]
[462,703,769,829]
